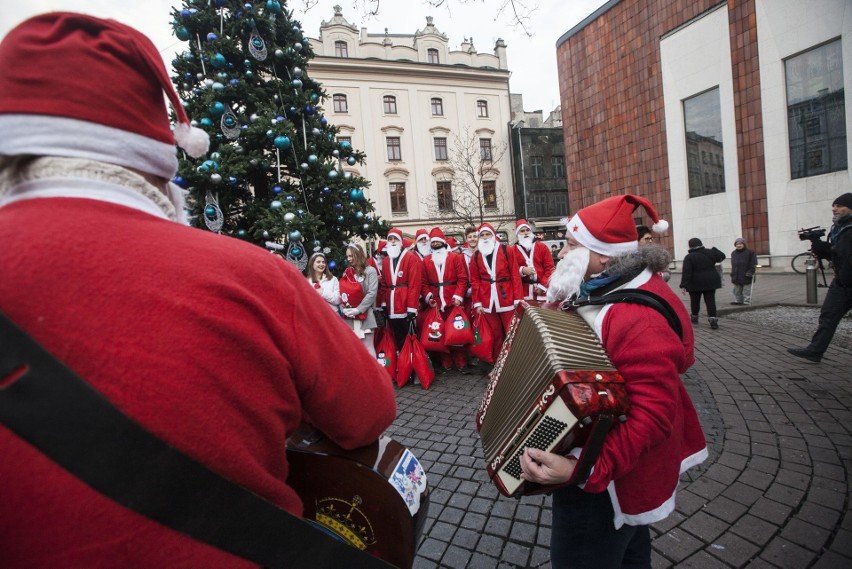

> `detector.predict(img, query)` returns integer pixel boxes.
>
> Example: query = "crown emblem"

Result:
[313,494,376,549]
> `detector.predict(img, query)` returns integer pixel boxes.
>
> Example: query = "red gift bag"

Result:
[469,312,495,363]
[443,305,474,346]
[410,338,435,390]
[339,268,367,320]
[419,306,448,353]
[395,331,415,388]
[375,325,397,381]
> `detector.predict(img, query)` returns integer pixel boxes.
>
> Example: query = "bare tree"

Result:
[298,0,537,37]
[421,127,514,237]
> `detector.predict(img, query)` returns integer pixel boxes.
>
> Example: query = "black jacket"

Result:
[729,247,758,285]
[680,246,726,292]
[829,215,852,288]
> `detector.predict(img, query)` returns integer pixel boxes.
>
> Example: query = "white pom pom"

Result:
[652,219,669,234]
[174,123,210,158]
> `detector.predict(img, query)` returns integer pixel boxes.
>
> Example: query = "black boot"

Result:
[690,314,698,324]
[709,317,719,330]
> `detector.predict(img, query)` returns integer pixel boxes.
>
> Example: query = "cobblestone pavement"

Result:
[385,274,852,568]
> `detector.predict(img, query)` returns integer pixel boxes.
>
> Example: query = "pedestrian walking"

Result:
[729,237,758,305]
[679,238,726,329]
[788,192,852,363]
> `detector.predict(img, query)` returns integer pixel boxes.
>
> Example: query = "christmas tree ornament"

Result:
[332,149,340,158]
[347,156,356,166]
[200,117,213,127]
[211,52,226,68]
[275,49,284,58]
[207,32,218,41]
[285,238,308,271]
[327,170,338,179]
[305,105,315,115]
[284,212,295,222]
[266,0,283,14]
[300,162,309,170]
[263,230,270,238]
[289,230,302,241]
[274,135,291,149]
[220,111,240,139]
[210,173,222,184]
[291,79,303,89]
[212,81,225,92]
[176,26,190,41]
[337,215,344,223]
[307,154,318,164]
[249,28,268,61]
[271,200,283,209]
[322,187,331,195]
[294,42,303,51]
[343,172,352,180]
[312,128,321,136]
[203,192,224,233]
[227,176,237,186]
[237,229,247,237]
[320,116,327,125]
[297,209,305,217]
[328,260,336,270]
[208,101,226,116]
[272,185,282,193]
[311,93,319,103]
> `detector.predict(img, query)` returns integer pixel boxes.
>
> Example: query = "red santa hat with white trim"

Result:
[387,227,404,241]
[515,219,532,234]
[0,12,209,180]
[429,227,447,245]
[565,194,669,256]
[478,223,498,239]
[415,228,429,242]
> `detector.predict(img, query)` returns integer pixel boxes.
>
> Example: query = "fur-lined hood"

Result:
[605,244,671,277]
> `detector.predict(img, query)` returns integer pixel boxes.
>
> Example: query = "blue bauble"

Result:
[339,140,352,151]
[292,247,302,256]
[274,135,291,149]
[297,209,305,217]
[271,200,283,209]
[208,101,226,116]
[288,106,298,117]
[244,2,253,9]
[327,170,338,179]
[307,154,318,164]
[320,117,328,126]
[347,156,357,166]
[311,92,320,103]
[207,32,218,41]
[355,211,364,220]
[180,9,191,17]
[273,185,282,194]
[214,0,228,6]
[237,229,247,237]
[291,79,303,89]
[176,26,191,41]
[305,105,316,116]
[228,176,238,186]
[211,53,226,68]
[289,230,302,241]
[337,215,344,223]
[322,186,331,195]
[349,189,360,200]
[184,72,193,80]
[276,115,285,122]
[229,78,239,85]
[204,205,217,219]
[334,203,342,210]
[328,261,337,270]
[266,0,282,14]
[173,176,188,188]
[212,82,225,92]
[285,195,296,201]
[244,70,254,79]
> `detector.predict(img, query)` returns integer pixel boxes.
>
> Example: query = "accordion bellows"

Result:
[476,304,630,497]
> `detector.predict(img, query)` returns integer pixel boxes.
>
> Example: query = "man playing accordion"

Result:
[519,195,707,569]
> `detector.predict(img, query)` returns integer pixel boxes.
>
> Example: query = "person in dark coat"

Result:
[729,237,758,305]
[788,193,852,363]
[679,238,726,329]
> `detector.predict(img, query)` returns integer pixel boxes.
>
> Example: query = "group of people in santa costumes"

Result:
[373,218,556,373]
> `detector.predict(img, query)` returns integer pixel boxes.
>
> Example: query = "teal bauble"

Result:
[274,135,291,149]
[204,205,217,218]
[339,140,352,151]
[327,170,338,179]
[237,229,247,237]
[337,215,345,223]
[289,230,302,241]
[266,0,282,14]
[291,79,303,89]
[292,247,302,256]
[200,117,213,127]
[212,82,225,92]
[211,53,226,68]
[347,156,357,166]
[355,211,364,220]
[310,92,320,103]
[208,102,226,116]
[307,154,318,164]
[175,26,190,41]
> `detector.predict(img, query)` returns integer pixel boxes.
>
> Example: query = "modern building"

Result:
[555,0,851,270]
[509,95,569,249]
[305,6,516,242]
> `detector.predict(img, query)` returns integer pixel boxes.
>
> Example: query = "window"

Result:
[431,97,444,116]
[390,182,407,213]
[337,136,352,146]
[479,138,493,161]
[437,181,453,211]
[386,137,401,161]
[334,41,349,58]
[434,137,448,161]
[427,48,440,64]
[332,94,348,113]
[477,100,489,117]
[683,87,725,198]
[530,156,543,178]
[786,39,847,179]
[482,180,496,208]
[383,95,397,114]
[552,156,565,178]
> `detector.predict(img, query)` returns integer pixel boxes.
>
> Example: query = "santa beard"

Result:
[386,242,402,259]
[430,247,448,266]
[517,235,534,249]
[546,246,590,303]
[416,241,431,257]
[478,237,496,256]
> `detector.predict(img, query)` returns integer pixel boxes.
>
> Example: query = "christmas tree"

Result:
[169,0,386,271]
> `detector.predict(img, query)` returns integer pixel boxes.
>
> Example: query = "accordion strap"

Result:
[566,288,684,340]
[0,311,392,569]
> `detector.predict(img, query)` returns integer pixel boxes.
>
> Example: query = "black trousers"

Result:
[387,317,414,351]
[806,279,852,356]
[688,290,717,318]
[550,486,651,569]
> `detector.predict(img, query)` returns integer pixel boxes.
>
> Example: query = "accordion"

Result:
[476,302,630,497]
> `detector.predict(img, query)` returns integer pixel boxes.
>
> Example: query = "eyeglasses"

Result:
[640,236,654,243]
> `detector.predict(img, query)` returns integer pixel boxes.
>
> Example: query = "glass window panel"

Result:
[683,87,725,198]
[386,137,401,161]
[390,182,407,213]
[434,137,448,161]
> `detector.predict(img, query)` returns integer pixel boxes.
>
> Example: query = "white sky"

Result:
[0,0,609,113]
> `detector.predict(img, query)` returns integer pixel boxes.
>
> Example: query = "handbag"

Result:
[443,305,474,346]
[375,323,398,381]
[410,338,435,390]
[395,322,416,388]
[418,306,448,353]
[339,268,367,320]
[469,312,495,363]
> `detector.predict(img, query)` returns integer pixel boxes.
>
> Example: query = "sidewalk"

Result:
[386,273,852,568]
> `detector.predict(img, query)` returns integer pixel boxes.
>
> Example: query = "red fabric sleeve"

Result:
[469,252,483,307]
[536,242,555,287]
[405,255,423,312]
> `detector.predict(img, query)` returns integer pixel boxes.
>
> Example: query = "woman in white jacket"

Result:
[304,252,340,311]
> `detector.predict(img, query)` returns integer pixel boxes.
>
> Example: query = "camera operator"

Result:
[788,193,852,363]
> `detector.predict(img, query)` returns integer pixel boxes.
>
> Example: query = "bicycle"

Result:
[791,226,831,287]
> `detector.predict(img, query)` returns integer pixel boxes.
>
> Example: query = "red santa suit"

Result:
[513,240,555,303]
[421,228,469,369]
[469,224,523,361]
[379,247,422,318]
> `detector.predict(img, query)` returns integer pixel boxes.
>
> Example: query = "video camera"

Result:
[797,226,826,242]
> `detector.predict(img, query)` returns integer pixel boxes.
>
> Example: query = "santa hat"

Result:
[387,228,403,242]
[375,239,387,254]
[478,223,497,238]
[0,12,208,180]
[446,237,458,249]
[515,219,532,234]
[566,194,669,257]
[429,227,447,245]
[415,228,429,242]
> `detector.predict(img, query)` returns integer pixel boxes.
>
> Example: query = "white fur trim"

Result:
[173,123,210,158]
[0,114,179,179]
[652,219,669,233]
[567,214,638,257]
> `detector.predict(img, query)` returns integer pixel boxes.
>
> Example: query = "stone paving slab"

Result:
[384,276,852,568]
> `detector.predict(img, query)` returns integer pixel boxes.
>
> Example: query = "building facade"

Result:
[556,0,851,270]
[306,7,516,242]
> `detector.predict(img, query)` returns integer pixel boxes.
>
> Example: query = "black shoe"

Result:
[787,348,821,363]
[457,367,471,375]
[730,301,744,305]
[709,317,719,330]
[690,315,698,324]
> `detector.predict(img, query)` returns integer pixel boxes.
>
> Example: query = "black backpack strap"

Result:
[565,288,684,340]
[0,312,392,569]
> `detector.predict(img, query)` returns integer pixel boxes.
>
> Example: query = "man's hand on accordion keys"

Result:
[519,447,577,486]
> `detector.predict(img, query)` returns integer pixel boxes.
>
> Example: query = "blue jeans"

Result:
[550,486,651,569]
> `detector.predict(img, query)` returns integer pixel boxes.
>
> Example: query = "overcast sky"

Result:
[1,0,609,113]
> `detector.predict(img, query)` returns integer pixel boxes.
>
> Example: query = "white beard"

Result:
[546,247,590,302]
[517,235,534,249]
[478,237,495,256]
[386,242,402,259]
[431,247,448,266]
[416,241,431,257]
